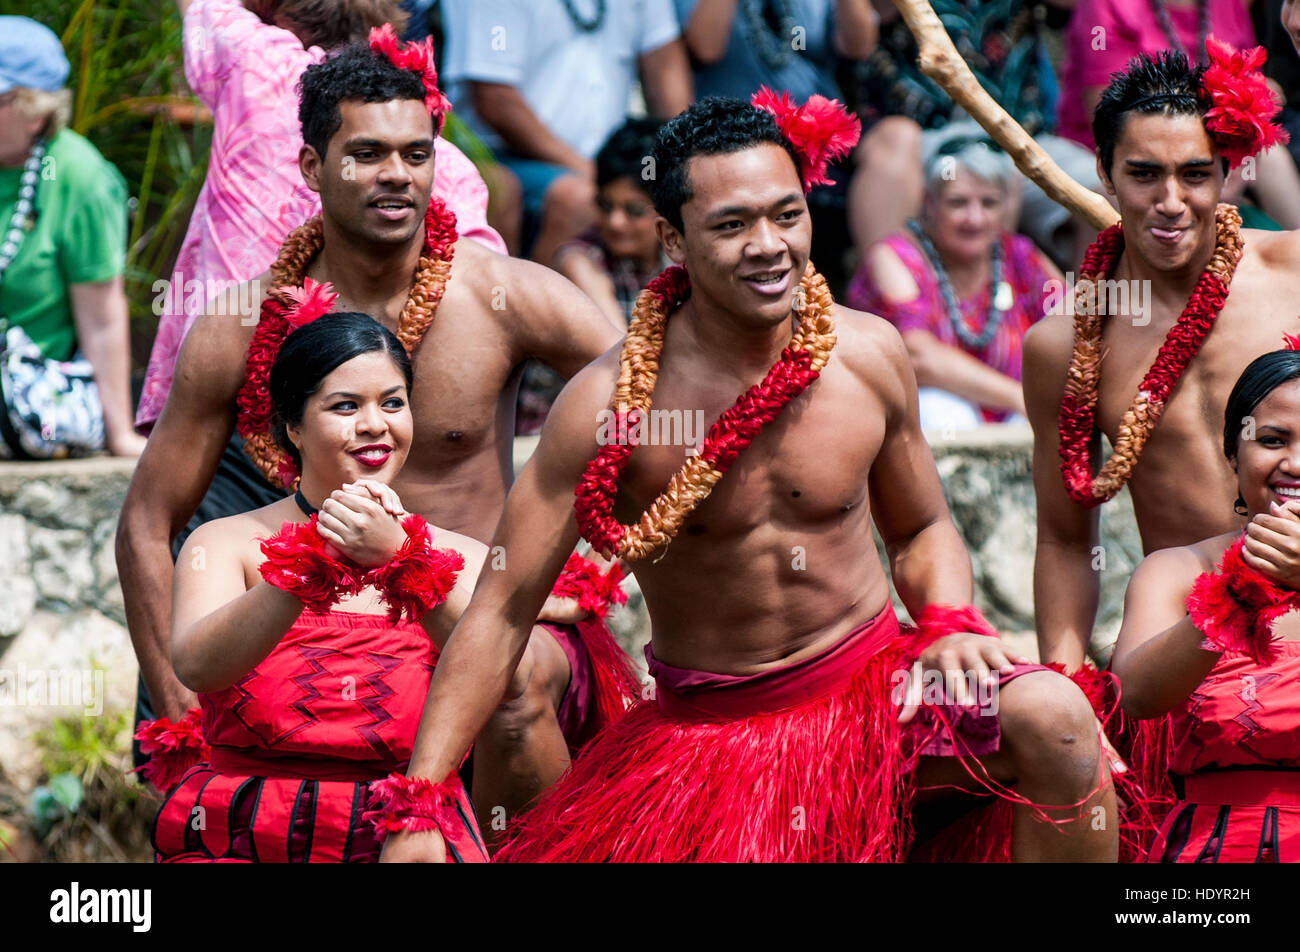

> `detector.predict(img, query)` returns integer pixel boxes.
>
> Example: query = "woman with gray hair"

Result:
[0,16,144,458]
[846,122,1061,431]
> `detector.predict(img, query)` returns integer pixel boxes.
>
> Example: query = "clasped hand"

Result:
[315,478,407,567]
[1243,499,1300,589]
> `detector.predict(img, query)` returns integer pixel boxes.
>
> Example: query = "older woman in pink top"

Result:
[135,0,505,434]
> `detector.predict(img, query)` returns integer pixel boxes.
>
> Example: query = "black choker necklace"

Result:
[294,489,318,517]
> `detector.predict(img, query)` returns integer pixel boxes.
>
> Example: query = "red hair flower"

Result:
[369,23,451,133]
[1201,35,1288,169]
[751,87,861,190]
[278,277,338,329]
[1283,330,1300,351]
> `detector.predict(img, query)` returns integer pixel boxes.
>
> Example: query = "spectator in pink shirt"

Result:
[1058,0,1300,227]
[135,0,505,434]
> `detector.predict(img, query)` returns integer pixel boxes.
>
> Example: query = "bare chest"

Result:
[612,360,883,540]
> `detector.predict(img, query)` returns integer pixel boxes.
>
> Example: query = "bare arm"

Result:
[1109,547,1221,719]
[864,318,974,612]
[470,83,591,175]
[502,258,625,376]
[555,247,627,327]
[680,0,737,63]
[382,363,615,861]
[114,282,257,721]
[639,39,694,117]
[67,276,144,456]
[1023,317,1101,670]
[902,329,1026,415]
[833,0,878,59]
[176,0,193,18]
[170,522,304,692]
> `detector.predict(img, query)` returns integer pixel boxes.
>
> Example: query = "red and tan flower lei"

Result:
[235,199,458,488]
[574,263,836,561]
[1057,204,1243,507]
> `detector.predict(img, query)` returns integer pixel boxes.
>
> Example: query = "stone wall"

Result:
[0,458,139,790]
[0,429,1143,789]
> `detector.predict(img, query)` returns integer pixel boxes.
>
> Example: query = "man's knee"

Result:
[489,628,571,747]
[540,174,596,230]
[997,671,1100,781]
[857,116,922,166]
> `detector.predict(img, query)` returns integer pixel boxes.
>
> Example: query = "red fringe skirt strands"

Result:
[496,606,1076,863]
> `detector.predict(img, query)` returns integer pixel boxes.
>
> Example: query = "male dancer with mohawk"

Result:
[377,93,1117,863]
[1025,41,1300,852]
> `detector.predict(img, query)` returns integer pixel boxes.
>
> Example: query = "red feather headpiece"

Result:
[750,87,861,191]
[369,23,451,133]
[1201,35,1289,169]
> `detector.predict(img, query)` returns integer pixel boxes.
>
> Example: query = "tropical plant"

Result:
[2,0,209,354]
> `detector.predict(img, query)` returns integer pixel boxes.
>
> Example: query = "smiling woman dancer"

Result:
[1112,346,1300,862]
[141,307,496,862]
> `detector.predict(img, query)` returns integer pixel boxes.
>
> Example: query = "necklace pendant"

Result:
[993,281,1014,312]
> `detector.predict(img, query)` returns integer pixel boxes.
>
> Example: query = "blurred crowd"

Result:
[7,0,1300,451]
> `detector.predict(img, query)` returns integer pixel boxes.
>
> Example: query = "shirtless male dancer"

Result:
[378,95,1116,863]
[1026,46,1300,672]
[116,34,625,826]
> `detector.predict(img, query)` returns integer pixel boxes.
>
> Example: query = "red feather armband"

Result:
[1186,537,1295,664]
[258,516,364,611]
[551,552,628,619]
[902,603,1000,658]
[363,771,466,843]
[362,514,465,623]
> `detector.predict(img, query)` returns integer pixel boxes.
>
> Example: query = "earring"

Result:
[1234,495,1248,516]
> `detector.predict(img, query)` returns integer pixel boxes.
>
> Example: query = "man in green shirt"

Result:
[0,16,144,457]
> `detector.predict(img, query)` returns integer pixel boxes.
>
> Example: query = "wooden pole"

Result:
[890,0,1120,230]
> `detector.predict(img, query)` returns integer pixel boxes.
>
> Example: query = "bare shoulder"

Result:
[1131,535,1228,595]
[1022,311,1075,400]
[429,524,489,564]
[831,303,909,380]
[177,508,268,566]
[175,270,269,397]
[455,237,588,308]
[864,238,920,302]
[1243,226,1300,274]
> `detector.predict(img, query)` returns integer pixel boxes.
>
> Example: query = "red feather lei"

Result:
[236,199,458,488]
[363,514,465,624]
[1057,205,1243,506]
[1186,536,1297,664]
[573,264,837,560]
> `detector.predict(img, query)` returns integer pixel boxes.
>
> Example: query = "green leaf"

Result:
[49,773,84,814]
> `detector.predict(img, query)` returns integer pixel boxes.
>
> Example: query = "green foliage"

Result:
[29,708,154,861]
[2,0,210,342]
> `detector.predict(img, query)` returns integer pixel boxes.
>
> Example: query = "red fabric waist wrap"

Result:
[206,746,396,783]
[1182,770,1300,809]
[648,604,900,720]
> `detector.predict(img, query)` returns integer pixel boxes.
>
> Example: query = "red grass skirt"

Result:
[496,605,1063,863]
